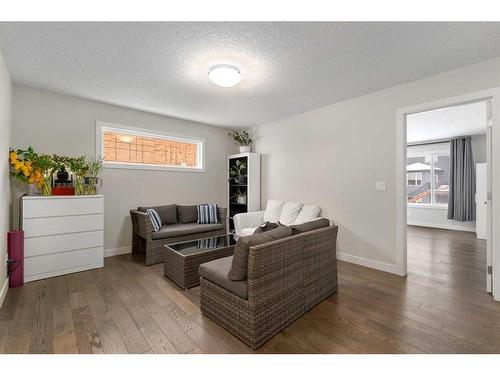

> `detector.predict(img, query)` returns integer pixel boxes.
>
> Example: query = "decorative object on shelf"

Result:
[9,147,56,196]
[228,159,247,185]
[231,189,247,204]
[8,148,104,197]
[67,156,88,195]
[228,130,253,153]
[83,156,103,195]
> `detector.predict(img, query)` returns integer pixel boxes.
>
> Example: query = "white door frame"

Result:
[396,88,500,301]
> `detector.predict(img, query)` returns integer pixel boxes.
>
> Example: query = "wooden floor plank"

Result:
[30,279,54,353]
[52,276,79,353]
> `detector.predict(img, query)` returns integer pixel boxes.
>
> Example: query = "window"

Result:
[407,172,422,186]
[97,122,203,171]
[407,144,450,206]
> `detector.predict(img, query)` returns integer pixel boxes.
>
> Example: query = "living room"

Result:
[2,1,500,372]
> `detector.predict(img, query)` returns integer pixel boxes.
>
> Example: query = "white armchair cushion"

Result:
[263,200,285,222]
[233,211,265,236]
[293,205,321,225]
[278,202,303,225]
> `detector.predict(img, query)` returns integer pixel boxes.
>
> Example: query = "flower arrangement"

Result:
[9,147,56,196]
[8,147,103,196]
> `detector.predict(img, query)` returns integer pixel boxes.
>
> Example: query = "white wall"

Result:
[407,135,486,232]
[11,85,237,253]
[0,49,12,307]
[253,57,500,273]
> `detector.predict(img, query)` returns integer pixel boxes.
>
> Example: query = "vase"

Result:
[239,145,251,153]
[27,184,40,196]
[237,196,247,204]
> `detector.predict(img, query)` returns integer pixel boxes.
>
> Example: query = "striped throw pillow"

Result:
[146,208,162,232]
[197,204,218,224]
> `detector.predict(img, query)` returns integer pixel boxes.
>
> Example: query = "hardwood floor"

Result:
[1,225,499,353]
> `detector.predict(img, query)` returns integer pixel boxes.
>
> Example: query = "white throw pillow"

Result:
[293,205,321,225]
[278,202,303,225]
[263,200,285,223]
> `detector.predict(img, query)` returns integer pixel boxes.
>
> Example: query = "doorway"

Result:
[396,90,498,300]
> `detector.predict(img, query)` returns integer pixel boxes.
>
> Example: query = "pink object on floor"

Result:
[7,230,24,288]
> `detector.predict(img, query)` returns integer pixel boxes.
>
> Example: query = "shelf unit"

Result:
[227,152,260,232]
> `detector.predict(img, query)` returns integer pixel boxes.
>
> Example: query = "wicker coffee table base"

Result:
[163,245,234,289]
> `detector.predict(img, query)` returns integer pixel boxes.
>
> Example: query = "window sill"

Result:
[103,162,205,173]
[407,204,448,210]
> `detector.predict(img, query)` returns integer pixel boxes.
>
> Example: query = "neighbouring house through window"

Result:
[97,122,204,171]
[407,143,450,206]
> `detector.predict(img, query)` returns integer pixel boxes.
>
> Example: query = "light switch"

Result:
[376,181,386,191]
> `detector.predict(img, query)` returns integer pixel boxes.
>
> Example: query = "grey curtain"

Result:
[447,137,476,221]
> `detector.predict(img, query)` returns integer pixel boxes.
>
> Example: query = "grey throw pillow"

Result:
[228,226,292,281]
[290,218,330,235]
[138,204,177,225]
[177,205,198,223]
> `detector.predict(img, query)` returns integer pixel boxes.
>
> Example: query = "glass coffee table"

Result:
[163,234,236,289]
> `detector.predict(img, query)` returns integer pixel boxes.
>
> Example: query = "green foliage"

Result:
[228,130,252,146]
[228,159,247,184]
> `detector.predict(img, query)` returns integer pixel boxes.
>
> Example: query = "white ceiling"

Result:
[1,22,500,127]
[407,101,487,143]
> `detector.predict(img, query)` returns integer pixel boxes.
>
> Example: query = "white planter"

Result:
[239,145,251,153]
[237,196,247,204]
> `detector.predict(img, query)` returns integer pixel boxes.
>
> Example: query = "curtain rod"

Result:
[407,139,451,147]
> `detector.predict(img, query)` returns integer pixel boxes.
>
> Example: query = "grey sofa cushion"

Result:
[228,226,292,281]
[290,218,330,235]
[199,256,248,299]
[152,223,224,240]
[138,204,177,225]
[177,205,198,223]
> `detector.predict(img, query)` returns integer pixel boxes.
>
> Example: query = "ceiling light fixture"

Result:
[208,65,241,88]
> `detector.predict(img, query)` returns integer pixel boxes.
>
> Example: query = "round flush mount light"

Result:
[208,65,241,88]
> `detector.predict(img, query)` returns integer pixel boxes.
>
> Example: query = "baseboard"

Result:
[337,252,403,275]
[407,221,476,233]
[0,277,9,309]
[104,246,132,258]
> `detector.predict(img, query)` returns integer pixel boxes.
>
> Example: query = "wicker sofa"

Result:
[199,223,338,349]
[130,205,227,265]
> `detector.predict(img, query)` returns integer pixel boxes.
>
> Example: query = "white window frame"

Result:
[96,121,205,172]
[406,172,422,186]
[407,144,450,209]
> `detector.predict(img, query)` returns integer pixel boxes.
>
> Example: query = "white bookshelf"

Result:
[227,152,260,231]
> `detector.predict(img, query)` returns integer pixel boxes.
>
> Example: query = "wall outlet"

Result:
[376,181,386,191]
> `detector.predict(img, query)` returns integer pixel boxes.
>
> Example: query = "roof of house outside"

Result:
[406,162,442,172]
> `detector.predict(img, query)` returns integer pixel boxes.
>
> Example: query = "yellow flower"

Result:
[14,161,23,171]
[9,151,17,164]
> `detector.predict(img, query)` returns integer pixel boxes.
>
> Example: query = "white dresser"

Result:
[22,195,104,282]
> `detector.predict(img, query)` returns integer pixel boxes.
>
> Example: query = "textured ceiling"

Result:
[407,101,487,143]
[1,22,500,127]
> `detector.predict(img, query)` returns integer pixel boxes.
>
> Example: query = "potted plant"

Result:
[9,147,58,196]
[67,156,88,195]
[83,156,103,195]
[228,159,247,185]
[228,130,253,153]
[231,189,247,205]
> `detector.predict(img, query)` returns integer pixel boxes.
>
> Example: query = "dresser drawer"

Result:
[23,214,104,238]
[23,196,103,218]
[24,246,103,281]
[24,230,103,258]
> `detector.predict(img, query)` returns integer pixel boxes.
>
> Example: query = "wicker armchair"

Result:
[200,224,338,349]
[130,207,227,265]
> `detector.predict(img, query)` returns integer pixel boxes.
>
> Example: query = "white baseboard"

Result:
[0,277,9,309]
[407,221,476,233]
[337,252,403,276]
[104,246,132,258]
